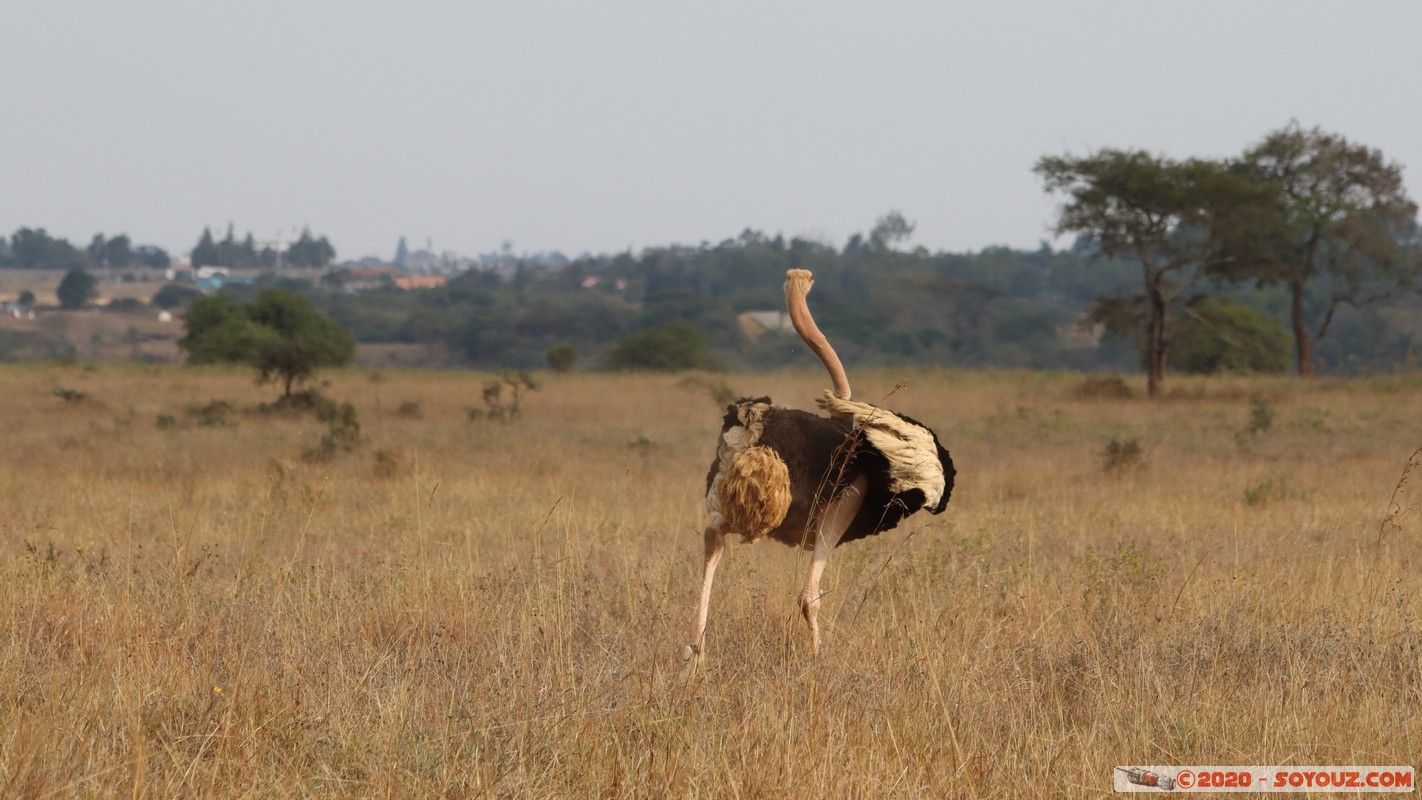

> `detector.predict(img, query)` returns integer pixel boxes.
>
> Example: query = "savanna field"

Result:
[2,363,1420,798]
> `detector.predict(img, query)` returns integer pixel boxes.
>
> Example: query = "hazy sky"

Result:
[4,1,1420,262]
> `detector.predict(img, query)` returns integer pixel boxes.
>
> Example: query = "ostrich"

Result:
[688,269,955,659]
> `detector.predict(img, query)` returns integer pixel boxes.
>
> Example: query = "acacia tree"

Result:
[1036,150,1256,396]
[246,289,355,396]
[1226,123,1419,377]
[180,289,355,397]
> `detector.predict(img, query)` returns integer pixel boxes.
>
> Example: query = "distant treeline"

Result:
[190,225,335,270]
[0,224,335,272]
[0,228,171,271]
[214,225,1414,377]
[7,222,1419,375]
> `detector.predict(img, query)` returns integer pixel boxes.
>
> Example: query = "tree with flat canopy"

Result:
[180,289,355,397]
[1222,122,1419,377]
[1036,149,1261,396]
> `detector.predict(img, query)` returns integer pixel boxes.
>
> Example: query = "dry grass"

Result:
[2,364,1420,797]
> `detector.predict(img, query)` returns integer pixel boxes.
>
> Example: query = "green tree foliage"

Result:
[1171,298,1291,374]
[87,234,107,268]
[133,245,171,268]
[1036,150,1259,396]
[18,290,36,307]
[545,342,578,372]
[603,321,725,372]
[286,227,336,268]
[6,228,84,270]
[10,185,1416,377]
[869,210,916,251]
[56,269,98,309]
[192,227,220,268]
[191,224,327,270]
[105,235,134,269]
[180,290,355,396]
[85,234,135,270]
[1223,122,1420,377]
[246,290,356,395]
[179,294,274,364]
[151,283,204,310]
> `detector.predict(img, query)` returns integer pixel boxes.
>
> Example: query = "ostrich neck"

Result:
[784,270,852,400]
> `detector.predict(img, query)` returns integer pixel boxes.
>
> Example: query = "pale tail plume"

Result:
[784,269,852,400]
[818,391,947,510]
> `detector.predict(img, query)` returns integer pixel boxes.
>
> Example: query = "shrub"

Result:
[469,371,537,422]
[678,373,737,407]
[1073,375,1132,400]
[1245,398,1274,435]
[302,400,361,462]
[546,343,578,373]
[603,322,724,372]
[372,449,401,479]
[1173,298,1290,374]
[191,400,235,428]
[1103,437,1144,472]
[152,283,203,310]
[104,298,146,313]
[1243,473,1300,506]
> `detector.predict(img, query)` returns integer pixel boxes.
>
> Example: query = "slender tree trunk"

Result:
[1146,285,1167,397]
[1290,279,1313,378]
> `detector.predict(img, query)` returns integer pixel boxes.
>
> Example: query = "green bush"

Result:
[152,283,203,310]
[1173,299,1290,375]
[104,297,147,313]
[603,322,724,372]
[546,342,578,373]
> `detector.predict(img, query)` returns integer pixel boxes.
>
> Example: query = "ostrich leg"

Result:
[800,474,867,656]
[687,520,727,661]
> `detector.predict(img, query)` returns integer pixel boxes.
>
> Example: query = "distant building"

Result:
[195,273,253,292]
[341,267,399,291]
[393,275,448,290]
[737,310,793,342]
[579,275,629,291]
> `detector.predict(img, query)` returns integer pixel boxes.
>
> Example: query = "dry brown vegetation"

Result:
[2,364,1420,797]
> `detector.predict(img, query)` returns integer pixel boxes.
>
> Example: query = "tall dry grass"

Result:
[2,363,1420,797]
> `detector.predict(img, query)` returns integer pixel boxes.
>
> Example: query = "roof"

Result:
[393,275,448,290]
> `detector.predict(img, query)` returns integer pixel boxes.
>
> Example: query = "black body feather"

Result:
[706,397,955,549]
